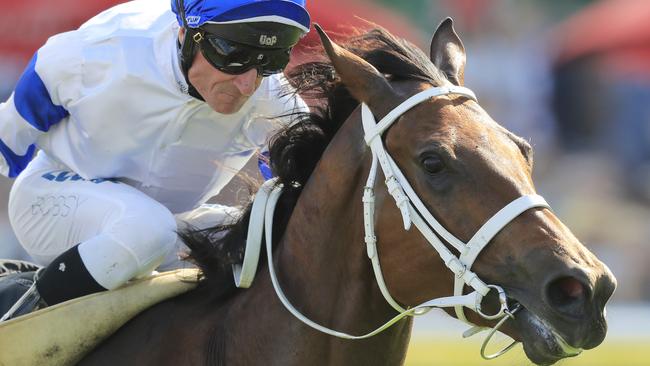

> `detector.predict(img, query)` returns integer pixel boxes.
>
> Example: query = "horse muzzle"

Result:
[507,264,616,365]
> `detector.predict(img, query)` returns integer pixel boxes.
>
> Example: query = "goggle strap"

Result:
[193,31,204,43]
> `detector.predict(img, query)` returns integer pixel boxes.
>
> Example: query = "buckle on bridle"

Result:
[476,284,510,320]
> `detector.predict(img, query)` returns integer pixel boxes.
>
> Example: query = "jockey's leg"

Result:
[7,152,177,309]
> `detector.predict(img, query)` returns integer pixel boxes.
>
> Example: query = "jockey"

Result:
[0,0,310,319]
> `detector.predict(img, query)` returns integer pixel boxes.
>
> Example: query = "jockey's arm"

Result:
[0,56,59,178]
[0,32,80,178]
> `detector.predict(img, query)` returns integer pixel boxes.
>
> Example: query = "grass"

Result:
[405,337,648,366]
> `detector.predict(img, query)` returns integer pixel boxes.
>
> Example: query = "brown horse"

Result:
[79,20,616,366]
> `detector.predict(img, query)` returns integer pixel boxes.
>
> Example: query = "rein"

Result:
[236,86,551,359]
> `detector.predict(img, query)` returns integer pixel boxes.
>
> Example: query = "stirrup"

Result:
[0,259,41,277]
[0,268,46,322]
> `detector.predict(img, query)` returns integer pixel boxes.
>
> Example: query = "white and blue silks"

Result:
[0,0,308,290]
[0,0,307,214]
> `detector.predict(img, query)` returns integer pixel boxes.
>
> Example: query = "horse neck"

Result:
[81,109,415,366]
[270,108,413,362]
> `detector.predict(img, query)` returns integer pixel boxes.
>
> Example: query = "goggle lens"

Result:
[197,33,290,76]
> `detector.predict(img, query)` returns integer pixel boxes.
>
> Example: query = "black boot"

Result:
[1,244,107,321]
[36,244,107,306]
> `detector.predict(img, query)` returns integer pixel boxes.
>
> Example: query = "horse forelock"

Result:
[181,27,451,298]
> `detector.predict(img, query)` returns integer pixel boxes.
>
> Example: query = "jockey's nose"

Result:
[233,69,259,97]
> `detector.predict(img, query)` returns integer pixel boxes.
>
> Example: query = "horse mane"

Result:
[179,27,448,301]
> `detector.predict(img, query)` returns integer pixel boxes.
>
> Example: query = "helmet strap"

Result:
[175,0,205,101]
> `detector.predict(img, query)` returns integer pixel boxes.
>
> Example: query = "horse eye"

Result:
[421,156,445,174]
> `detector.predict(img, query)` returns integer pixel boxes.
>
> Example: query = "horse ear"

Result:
[314,24,394,105]
[430,18,466,86]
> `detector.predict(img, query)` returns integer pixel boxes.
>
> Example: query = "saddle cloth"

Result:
[0,268,199,366]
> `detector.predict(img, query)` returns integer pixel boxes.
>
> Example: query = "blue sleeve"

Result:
[0,51,69,177]
[0,141,36,178]
[258,151,273,180]
[13,52,69,132]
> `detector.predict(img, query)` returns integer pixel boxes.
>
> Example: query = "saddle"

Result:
[0,268,199,366]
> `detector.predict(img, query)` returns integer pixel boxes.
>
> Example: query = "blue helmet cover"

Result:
[171,0,310,32]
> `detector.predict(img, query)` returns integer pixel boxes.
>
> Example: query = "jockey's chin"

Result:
[203,88,255,115]
[188,52,263,115]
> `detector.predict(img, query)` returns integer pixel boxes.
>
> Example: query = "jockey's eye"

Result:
[421,155,445,174]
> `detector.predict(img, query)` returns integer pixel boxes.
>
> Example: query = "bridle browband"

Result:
[235,85,551,359]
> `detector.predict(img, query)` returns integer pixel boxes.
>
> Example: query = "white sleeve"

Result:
[175,204,241,231]
[0,93,43,177]
[243,74,310,151]
[0,32,81,177]
[0,30,83,177]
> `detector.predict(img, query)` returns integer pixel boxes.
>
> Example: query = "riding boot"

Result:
[35,244,107,306]
[2,244,107,321]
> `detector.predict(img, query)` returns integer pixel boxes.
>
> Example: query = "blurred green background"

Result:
[405,338,648,366]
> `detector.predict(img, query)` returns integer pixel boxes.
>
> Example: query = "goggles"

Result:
[193,31,292,77]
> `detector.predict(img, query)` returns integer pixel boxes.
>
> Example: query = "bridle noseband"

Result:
[236,85,551,359]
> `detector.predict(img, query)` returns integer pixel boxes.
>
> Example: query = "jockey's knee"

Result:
[113,205,178,266]
[80,205,177,290]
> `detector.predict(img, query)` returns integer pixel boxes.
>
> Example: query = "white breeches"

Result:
[8,152,239,289]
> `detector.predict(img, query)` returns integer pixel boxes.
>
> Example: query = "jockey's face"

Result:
[189,52,262,114]
[180,29,263,114]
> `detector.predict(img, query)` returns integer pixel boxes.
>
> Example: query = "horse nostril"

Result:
[593,270,617,308]
[546,276,589,315]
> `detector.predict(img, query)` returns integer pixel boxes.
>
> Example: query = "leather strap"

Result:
[363,86,477,145]
[232,179,277,288]
[453,195,550,322]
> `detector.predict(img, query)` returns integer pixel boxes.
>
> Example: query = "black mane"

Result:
[180,27,447,300]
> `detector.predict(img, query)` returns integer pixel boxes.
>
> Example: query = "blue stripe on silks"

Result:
[13,52,69,132]
[258,151,273,181]
[0,139,36,178]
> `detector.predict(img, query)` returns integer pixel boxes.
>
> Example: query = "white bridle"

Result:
[235,85,551,359]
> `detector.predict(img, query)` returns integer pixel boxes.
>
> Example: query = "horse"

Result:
[77,19,616,366]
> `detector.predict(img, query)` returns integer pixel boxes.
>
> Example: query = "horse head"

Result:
[315,19,616,365]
